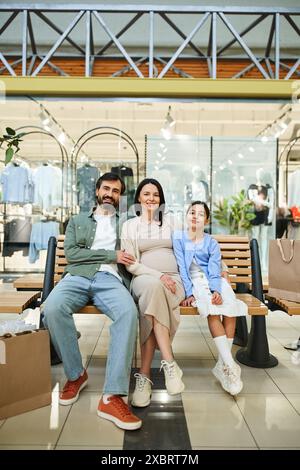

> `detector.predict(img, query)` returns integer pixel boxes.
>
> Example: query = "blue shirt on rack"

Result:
[29,221,60,263]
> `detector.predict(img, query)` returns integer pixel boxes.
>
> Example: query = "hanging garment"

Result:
[191,179,209,202]
[29,221,60,263]
[33,164,62,210]
[2,217,32,257]
[111,165,135,208]
[77,164,99,212]
[248,183,274,226]
[0,163,33,204]
[288,169,300,207]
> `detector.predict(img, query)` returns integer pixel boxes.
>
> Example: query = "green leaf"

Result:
[6,127,16,136]
[5,147,14,164]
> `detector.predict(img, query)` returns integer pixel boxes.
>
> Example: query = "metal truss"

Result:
[0,4,299,79]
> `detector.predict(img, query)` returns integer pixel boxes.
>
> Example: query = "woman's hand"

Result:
[211,291,223,305]
[160,274,177,294]
[116,250,135,266]
[180,295,195,307]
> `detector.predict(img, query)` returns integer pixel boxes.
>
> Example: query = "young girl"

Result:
[172,201,247,396]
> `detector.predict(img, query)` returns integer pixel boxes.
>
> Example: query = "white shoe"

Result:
[131,373,153,407]
[222,362,243,396]
[212,360,224,384]
[160,360,185,395]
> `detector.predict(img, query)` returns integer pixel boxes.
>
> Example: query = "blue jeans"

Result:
[42,272,138,395]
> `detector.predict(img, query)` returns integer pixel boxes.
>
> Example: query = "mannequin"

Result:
[248,168,274,272]
[190,166,209,202]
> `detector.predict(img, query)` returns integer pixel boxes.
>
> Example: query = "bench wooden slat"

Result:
[0,292,40,313]
[213,236,249,243]
[221,251,251,258]
[14,274,45,289]
[218,243,250,250]
[228,275,252,283]
[228,268,251,275]
[265,294,300,315]
[223,259,251,267]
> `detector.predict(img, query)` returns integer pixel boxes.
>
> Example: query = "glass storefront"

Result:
[1,96,298,275]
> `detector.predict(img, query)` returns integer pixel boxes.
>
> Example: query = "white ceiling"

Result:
[1,98,300,167]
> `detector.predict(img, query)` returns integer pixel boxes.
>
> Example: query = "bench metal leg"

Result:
[236,239,278,368]
[234,283,249,347]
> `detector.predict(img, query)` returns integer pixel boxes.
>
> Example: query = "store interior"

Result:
[1,97,300,275]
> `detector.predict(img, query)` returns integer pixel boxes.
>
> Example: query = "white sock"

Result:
[102,394,112,404]
[217,337,234,366]
[102,394,127,404]
[214,335,234,367]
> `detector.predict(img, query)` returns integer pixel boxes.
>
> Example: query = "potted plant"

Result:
[0,127,25,165]
[213,189,256,235]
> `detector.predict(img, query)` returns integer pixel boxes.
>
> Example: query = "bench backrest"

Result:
[54,234,252,288]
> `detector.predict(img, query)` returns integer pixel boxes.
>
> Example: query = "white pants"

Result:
[191,273,248,319]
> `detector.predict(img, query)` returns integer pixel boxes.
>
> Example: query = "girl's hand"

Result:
[221,271,230,285]
[211,291,223,305]
[160,274,177,294]
[180,295,195,307]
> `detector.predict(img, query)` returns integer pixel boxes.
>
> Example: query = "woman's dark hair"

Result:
[96,172,126,195]
[187,200,210,219]
[134,178,166,226]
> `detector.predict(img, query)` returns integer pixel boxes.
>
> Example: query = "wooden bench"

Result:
[14,235,267,315]
[265,294,300,351]
[9,233,276,367]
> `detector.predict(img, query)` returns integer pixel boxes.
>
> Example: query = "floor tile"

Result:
[236,394,300,448]
[286,394,300,415]
[0,444,54,450]
[0,393,69,446]
[56,393,124,447]
[56,445,122,450]
[238,366,281,394]
[266,360,300,393]
[182,392,256,448]
[172,334,214,359]
[85,357,106,392]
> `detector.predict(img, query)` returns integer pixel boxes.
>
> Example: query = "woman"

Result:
[121,178,185,407]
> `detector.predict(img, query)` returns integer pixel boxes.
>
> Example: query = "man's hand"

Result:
[180,295,195,307]
[211,291,223,305]
[160,274,177,294]
[116,250,135,266]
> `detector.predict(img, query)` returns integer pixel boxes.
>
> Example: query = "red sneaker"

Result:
[97,395,142,430]
[59,369,88,405]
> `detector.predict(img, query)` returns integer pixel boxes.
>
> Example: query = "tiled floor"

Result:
[1,301,300,450]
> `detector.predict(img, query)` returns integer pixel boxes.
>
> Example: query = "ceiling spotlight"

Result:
[261,136,268,143]
[165,106,176,128]
[160,106,176,140]
[248,146,255,153]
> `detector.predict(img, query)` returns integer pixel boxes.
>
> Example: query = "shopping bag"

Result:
[268,239,300,303]
[0,329,52,419]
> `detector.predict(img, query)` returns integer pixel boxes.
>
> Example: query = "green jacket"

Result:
[63,209,131,290]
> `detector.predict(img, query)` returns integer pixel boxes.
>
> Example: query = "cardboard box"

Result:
[0,329,52,419]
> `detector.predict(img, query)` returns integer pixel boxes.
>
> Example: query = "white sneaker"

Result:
[160,360,185,395]
[212,360,224,384]
[222,362,243,396]
[131,373,153,407]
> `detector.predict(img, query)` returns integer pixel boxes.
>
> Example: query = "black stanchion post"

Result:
[236,238,278,368]
[39,237,61,365]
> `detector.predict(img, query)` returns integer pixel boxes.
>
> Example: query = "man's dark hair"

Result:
[96,172,126,194]
[187,200,210,219]
[134,178,166,226]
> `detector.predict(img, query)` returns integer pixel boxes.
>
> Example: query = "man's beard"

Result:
[97,194,118,210]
